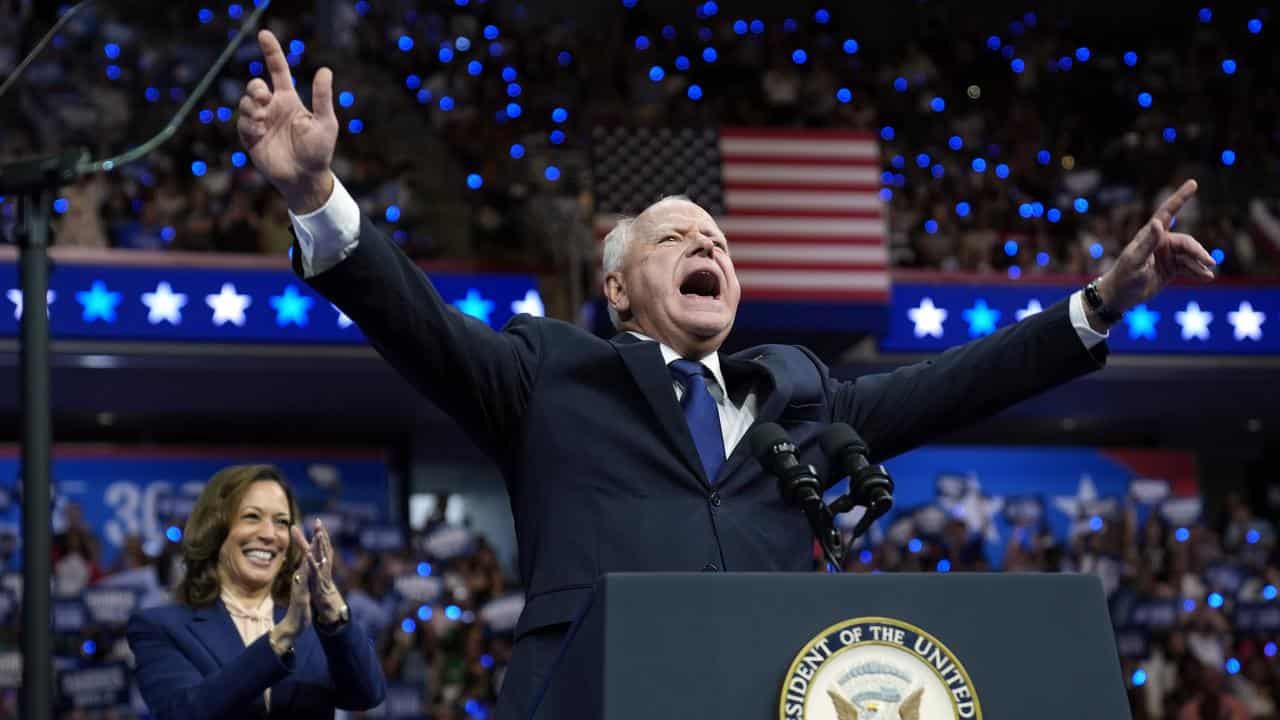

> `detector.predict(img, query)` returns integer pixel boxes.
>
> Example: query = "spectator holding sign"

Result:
[125,465,385,719]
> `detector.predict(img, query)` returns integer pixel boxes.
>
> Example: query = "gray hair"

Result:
[601,195,693,328]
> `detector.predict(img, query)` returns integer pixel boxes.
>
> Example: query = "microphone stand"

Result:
[0,3,272,716]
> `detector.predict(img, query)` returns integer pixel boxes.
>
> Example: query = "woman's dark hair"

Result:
[173,464,304,607]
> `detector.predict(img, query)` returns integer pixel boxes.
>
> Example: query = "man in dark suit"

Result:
[236,30,1217,718]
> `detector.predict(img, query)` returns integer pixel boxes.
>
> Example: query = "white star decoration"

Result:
[6,288,56,320]
[939,478,1005,543]
[510,289,545,317]
[1175,301,1213,341]
[333,303,354,329]
[141,282,188,325]
[1227,301,1265,341]
[206,283,252,327]
[908,297,947,338]
[1053,475,1118,537]
[1015,299,1044,321]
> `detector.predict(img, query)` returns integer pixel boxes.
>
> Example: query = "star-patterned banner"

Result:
[885,282,1276,355]
[0,260,543,344]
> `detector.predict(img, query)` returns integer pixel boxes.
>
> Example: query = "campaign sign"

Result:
[58,662,131,710]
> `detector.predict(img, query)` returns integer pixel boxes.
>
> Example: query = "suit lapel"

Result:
[188,602,270,717]
[716,351,792,483]
[612,335,709,489]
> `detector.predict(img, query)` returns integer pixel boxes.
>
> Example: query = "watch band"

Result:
[1084,280,1123,324]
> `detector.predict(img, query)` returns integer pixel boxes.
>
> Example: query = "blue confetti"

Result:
[438,46,454,62]
[948,136,963,151]
[398,35,414,52]
[971,157,987,172]
[106,65,121,80]
[53,197,69,214]
[1075,197,1090,213]
[1058,56,1073,71]
[1198,7,1212,23]
[930,164,944,178]
[1137,92,1153,107]
[1075,47,1090,62]
[635,35,650,50]
[405,74,421,90]
[1222,59,1237,75]
[467,60,483,76]
[1005,239,1019,256]
[880,126,895,141]
[1011,58,1026,73]
[348,118,364,133]
[510,143,525,158]
[216,106,232,122]
[1008,266,1021,279]
[836,88,852,103]
[1036,149,1051,165]
[228,3,243,19]
[191,161,207,177]
[249,60,263,75]
[416,89,432,104]
[105,43,120,59]
[814,8,830,24]
[955,202,971,217]
[544,166,561,181]
[339,91,355,107]
[439,96,455,111]
[505,102,521,118]
[484,25,499,40]
[466,174,483,189]
[145,87,160,102]
[687,84,703,100]
[732,19,747,35]
[354,1,369,15]
[1212,248,1226,264]
[1226,658,1241,675]
[702,47,717,63]
[198,8,214,24]
[791,49,807,65]
[986,35,1001,51]
[750,19,764,34]
[160,226,175,243]
[231,152,247,168]
[1037,251,1051,265]
[502,66,517,82]
[783,18,797,33]
[1132,670,1147,687]
[456,37,471,52]
[661,25,676,40]
[915,153,931,168]
[385,205,401,222]
[1046,209,1062,223]
[648,66,665,82]
[1124,51,1138,67]
[879,188,893,201]
[929,97,945,112]
[675,55,690,71]
[549,129,566,145]
[995,163,1010,179]
[199,109,214,124]
[1248,18,1263,34]
[702,1,718,16]
[893,77,908,92]
[552,107,568,123]
[1221,149,1236,166]
[924,219,939,235]
[843,38,859,54]
[558,50,573,66]
[289,39,305,54]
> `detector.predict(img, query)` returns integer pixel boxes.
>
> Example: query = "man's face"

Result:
[606,199,741,357]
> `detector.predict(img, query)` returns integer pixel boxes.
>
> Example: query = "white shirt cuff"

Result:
[288,174,361,278]
[1069,290,1109,350]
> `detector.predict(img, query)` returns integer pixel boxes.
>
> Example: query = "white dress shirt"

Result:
[289,174,1110,457]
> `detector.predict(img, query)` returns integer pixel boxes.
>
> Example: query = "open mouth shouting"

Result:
[679,268,722,303]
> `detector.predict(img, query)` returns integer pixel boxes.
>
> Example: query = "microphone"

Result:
[748,423,842,569]
[819,423,895,537]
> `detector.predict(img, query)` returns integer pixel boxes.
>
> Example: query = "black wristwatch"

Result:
[1083,279,1123,324]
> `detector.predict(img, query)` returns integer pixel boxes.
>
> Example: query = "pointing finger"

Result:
[1153,179,1198,229]
[311,67,336,124]
[257,29,293,94]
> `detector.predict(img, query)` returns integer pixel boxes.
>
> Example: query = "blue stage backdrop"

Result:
[0,446,394,570]
[823,445,1201,570]
[887,280,1274,355]
[0,254,544,343]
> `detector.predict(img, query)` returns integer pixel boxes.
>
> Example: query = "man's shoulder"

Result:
[728,342,824,370]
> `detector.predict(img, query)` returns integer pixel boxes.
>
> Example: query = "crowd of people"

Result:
[1,1,1278,280]
[0,484,1272,719]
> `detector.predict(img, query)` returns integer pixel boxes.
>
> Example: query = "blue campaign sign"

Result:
[885,281,1276,355]
[0,257,543,344]
[0,446,393,569]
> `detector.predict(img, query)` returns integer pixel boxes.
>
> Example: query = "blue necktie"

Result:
[669,359,725,484]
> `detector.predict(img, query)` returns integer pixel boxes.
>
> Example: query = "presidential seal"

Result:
[779,616,981,720]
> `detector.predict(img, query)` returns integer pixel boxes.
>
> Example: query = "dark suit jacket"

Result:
[299,218,1106,715]
[127,600,386,720]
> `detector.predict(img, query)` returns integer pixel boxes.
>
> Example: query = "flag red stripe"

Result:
[719,154,881,168]
[733,260,887,272]
[721,128,878,141]
[743,288,890,301]
[724,180,882,192]
[729,235,884,246]
[725,208,883,220]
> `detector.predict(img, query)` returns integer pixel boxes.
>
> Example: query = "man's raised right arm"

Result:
[236,30,540,454]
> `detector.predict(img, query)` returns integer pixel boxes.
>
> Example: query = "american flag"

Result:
[591,127,888,302]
